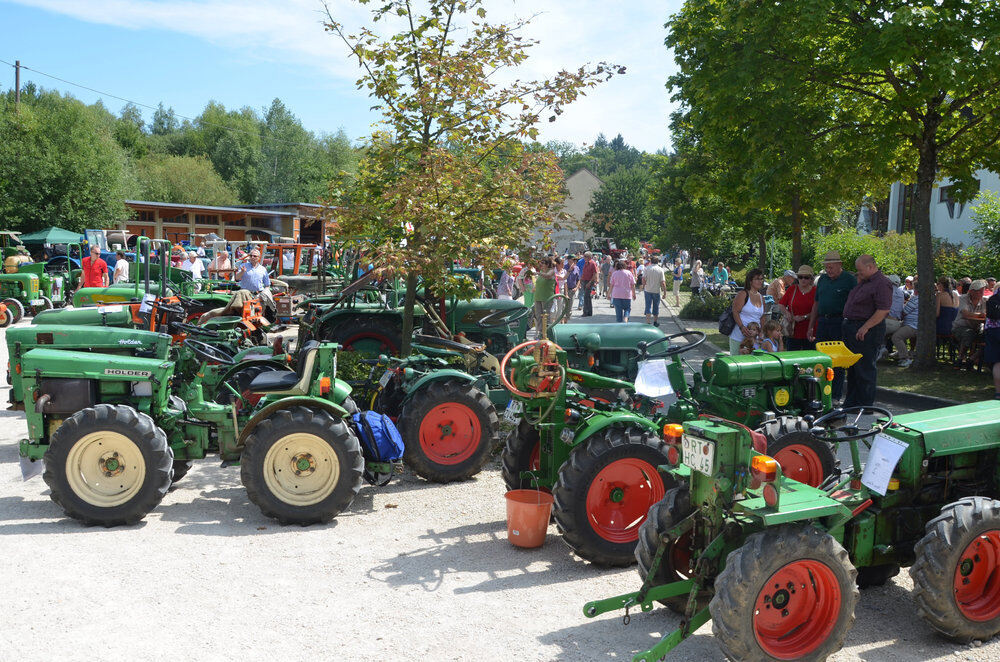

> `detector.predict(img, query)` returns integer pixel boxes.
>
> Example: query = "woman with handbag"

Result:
[778,265,818,350]
[728,269,765,355]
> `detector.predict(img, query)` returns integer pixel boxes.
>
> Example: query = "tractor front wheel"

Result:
[398,380,498,483]
[552,426,673,566]
[910,497,1000,642]
[635,485,712,613]
[3,298,24,324]
[501,419,541,492]
[43,404,174,526]
[30,295,53,316]
[758,415,838,487]
[241,406,364,525]
[711,524,858,661]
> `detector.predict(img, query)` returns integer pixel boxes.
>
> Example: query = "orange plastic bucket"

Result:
[505,489,554,548]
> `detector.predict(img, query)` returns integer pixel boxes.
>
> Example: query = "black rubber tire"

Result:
[169,460,193,487]
[213,363,294,412]
[910,497,1000,642]
[30,295,53,316]
[758,415,839,488]
[398,380,498,483]
[635,485,712,613]
[3,298,24,324]
[552,426,674,567]
[323,317,402,357]
[501,419,541,491]
[711,524,859,662]
[241,406,364,525]
[43,404,173,527]
[341,395,359,415]
[856,563,900,589]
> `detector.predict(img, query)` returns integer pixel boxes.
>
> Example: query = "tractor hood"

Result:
[702,350,833,386]
[891,401,1000,456]
[6,325,171,359]
[33,305,134,327]
[552,323,665,350]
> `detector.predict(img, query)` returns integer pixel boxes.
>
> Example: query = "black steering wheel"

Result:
[170,321,220,338]
[183,338,236,365]
[151,300,185,316]
[413,334,485,354]
[811,406,893,442]
[477,306,532,328]
[176,295,199,307]
[638,330,707,359]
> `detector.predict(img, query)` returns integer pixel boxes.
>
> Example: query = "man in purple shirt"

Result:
[842,254,894,407]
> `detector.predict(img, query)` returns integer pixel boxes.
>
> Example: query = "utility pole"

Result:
[15,60,21,111]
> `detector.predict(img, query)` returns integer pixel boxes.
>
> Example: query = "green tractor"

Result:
[8,322,398,527]
[584,403,1000,661]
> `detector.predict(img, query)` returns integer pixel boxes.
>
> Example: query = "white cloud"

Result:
[7,0,682,151]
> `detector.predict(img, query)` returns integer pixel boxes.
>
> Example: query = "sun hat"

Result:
[888,274,901,285]
[905,275,914,282]
[971,279,987,290]
[782,269,797,278]
[822,251,842,263]
[796,265,815,277]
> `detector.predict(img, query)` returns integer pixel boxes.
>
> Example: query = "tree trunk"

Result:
[400,271,419,357]
[911,135,940,370]
[758,233,768,273]
[791,192,802,268]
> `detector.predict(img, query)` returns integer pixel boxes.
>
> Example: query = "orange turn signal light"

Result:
[751,455,779,483]
[319,376,331,395]
[826,367,834,382]
[662,423,684,444]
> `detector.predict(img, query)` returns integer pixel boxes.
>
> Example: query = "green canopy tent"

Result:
[18,227,84,245]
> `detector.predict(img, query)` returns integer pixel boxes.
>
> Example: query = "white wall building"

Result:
[532,167,602,253]
[884,169,1000,245]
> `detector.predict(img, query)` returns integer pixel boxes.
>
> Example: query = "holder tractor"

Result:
[583,403,1000,661]
[7,320,397,527]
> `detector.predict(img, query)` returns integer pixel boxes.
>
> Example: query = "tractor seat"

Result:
[247,340,319,395]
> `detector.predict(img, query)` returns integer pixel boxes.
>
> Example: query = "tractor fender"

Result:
[237,396,349,447]
[401,370,476,404]
[575,411,660,443]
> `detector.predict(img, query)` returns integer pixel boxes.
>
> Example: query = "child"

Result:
[738,321,761,355]
[760,319,785,353]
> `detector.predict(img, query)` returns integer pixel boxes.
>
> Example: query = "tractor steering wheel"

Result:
[811,406,893,442]
[170,321,220,338]
[637,331,707,359]
[477,306,531,328]
[183,338,236,365]
[413,334,485,354]
[151,300,185,316]
[176,295,199,308]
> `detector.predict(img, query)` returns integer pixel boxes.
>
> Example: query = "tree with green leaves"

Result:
[586,166,657,247]
[671,0,1000,368]
[323,0,619,354]
[135,154,240,206]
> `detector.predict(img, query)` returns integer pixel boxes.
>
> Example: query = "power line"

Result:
[0,57,327,148]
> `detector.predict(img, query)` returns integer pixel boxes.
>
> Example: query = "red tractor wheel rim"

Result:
[585,458,664,544]
[953,529,1000,622]
[753,559,842,659]
[418,403,482,466]
[773,444,825,487]
[341,331,399,354]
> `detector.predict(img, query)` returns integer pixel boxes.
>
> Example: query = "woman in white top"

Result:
[729,268,765,355]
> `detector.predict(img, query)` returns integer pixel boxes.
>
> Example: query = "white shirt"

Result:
[113,259,129,283]
[182,258,205,279]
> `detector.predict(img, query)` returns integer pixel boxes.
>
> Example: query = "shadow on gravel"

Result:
[0,494,150,534]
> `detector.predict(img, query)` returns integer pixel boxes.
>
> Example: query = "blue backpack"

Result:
[351,411,405,463]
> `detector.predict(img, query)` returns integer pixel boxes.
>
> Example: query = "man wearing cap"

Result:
[767,270,796,302]
[807,251,857,402]
[841,255,894,407]
[903,275,915,300]
[953,279,988,367]
[200,249,271,323]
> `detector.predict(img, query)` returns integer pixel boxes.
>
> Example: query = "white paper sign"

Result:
[861,433,909,496]
[98,305,125,313]
[138,293,157,314]
[634,360,675,398]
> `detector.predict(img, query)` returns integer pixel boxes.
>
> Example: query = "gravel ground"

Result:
[1,300,998,662]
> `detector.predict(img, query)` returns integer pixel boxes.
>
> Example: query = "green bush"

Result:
[812,230,916,278]
[679,293,732,321]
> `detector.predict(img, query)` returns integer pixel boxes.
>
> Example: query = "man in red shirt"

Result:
[579,251,599,317]
[80,245,109,290]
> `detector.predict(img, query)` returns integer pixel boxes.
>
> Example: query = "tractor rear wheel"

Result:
[635,485,713,613]
[711,524,858,661]
[552,426,674,566]
[398,380,498,483]
[43,404,173,526]
[323,318,402,357]
[241,406,364,525]
[757,415,838,487]
[910,497,1000,642]
[501,419,541,491]
[3,298,24,324]
[30,295,53,316]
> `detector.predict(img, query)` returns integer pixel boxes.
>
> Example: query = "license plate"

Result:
[378,369,394,387]
[29,299,44,306]
[560,426,575,444]
[503,399,523,423]
[681,434,715,476]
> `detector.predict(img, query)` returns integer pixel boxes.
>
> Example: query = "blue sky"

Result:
[1,0,683,152]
